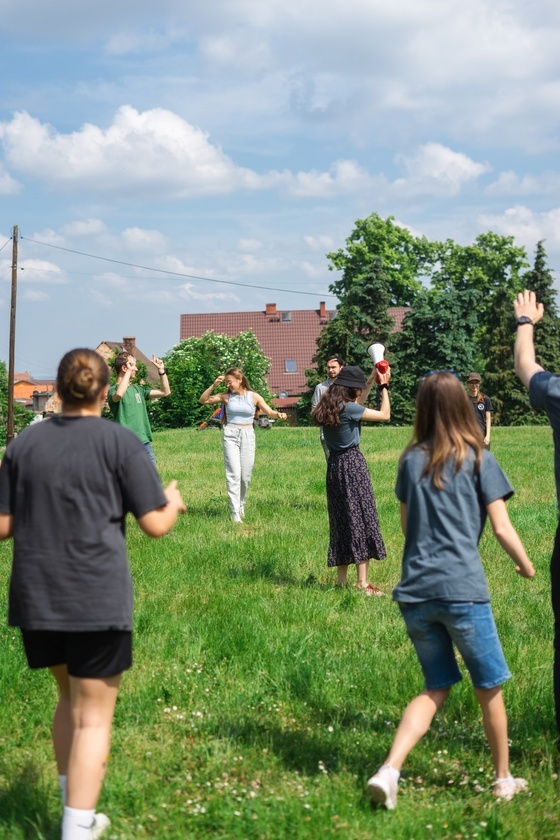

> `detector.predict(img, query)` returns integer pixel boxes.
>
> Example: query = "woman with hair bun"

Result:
[199,367,287,522]
[0,348,185,840]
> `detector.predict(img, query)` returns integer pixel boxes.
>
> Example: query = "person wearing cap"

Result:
[312,365,390,595]
[466,372,493,449]
[514,289,560,747]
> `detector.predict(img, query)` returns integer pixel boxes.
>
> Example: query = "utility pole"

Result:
[6,225,17,445]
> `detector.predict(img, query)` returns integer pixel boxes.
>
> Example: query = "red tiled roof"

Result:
[14,372,56,387]
[180,303,333,396]
[180,303,408,397]
[96,339,160,385]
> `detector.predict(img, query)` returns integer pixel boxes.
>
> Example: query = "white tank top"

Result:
[225,392,255,424]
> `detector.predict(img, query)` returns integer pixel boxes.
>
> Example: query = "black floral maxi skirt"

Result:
[326,446,386,567]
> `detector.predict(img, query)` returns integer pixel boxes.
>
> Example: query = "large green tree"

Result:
[299,259,395,421]
[524,240,560,374]
[326,213,435,307]
[390,287,480,424]
[315,258,395,369]
[483,241,560,425]
[150,331,272,429]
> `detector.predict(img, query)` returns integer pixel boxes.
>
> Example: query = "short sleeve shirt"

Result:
[108,383,153,444]
[322,402,365,452]
[393,447,514,603]
[0,416,168,631]
[529,371,560,509]
[312,380,331,409]
[469,394,493,434]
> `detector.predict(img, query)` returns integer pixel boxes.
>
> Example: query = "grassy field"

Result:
[0,425,559,839]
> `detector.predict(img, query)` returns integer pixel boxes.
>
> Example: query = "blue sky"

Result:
[1,0,560,376]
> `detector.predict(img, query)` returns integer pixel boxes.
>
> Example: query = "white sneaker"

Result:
[367,765,399,810]
[90,813,111,839]
[492,776,528,800]
[231,513,242,523]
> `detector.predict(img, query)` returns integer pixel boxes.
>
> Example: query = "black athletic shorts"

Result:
[20,629,132,678]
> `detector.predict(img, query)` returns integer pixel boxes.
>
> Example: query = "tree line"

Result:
[3,213,558,437]
[300,213,560,426]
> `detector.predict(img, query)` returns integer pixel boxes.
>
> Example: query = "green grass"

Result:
[0,426,559,839]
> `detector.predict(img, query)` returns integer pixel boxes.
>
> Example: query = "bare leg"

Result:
[66,674,121,809]
[474,686,509,779]
[337,566,349,586]
[50,665,73,775]
[356,561,370,588]
[383,689,450,771]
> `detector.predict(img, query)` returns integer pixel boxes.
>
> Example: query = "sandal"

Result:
[355,584,384,596]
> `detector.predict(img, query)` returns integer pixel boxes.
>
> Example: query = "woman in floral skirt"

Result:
[312,365,391,595]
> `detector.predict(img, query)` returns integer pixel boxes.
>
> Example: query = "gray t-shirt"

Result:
[312,379,331,409]
[393,447,514,603]
[529,371,560,510]
[0,415,167,631]
[322,402,365,452]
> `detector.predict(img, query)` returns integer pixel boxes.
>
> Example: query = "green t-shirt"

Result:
[108,383,153,444]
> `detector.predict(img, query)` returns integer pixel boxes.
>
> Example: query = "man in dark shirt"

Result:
[466,372,493,448]
[514,289,560,746]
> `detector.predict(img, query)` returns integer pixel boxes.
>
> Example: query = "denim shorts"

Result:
[398,600,511,690]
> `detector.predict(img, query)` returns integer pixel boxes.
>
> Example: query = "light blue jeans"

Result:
[222,425,256,518]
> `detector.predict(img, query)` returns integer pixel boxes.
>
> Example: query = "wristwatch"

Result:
[516,316,534,327]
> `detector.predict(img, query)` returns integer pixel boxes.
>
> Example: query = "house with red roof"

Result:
[180,302,408,406]
[96,336,161,386]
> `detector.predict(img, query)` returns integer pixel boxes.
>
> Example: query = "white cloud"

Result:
[0,107,254,198]
[303,234,334,251]
[121,227,169,252]
[478,205,560,251]
[394,143,491,197]
[0,108,388,200]
[282,160,374,198]
[18,259,68,284]
[301,260,327,278]
[486,170,560,196]
[0,164,21,195]
[200,30,272,75]
[178,282,238,304]
[60,219,108,237]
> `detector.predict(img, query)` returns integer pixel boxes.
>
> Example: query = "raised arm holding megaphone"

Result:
[368,343,391,382]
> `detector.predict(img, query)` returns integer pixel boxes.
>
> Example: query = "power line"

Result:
[21,235,337,298]
[0,236,12,253]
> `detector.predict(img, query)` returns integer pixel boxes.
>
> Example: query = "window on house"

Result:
[282,311,292,322]
[285,359,297,373]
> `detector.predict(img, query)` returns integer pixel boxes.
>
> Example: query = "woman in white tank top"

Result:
[199,368,287,522]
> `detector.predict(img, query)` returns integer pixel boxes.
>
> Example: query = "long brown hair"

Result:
[403,371,483,489]
[312,384,359,427]
[224,367,251,391]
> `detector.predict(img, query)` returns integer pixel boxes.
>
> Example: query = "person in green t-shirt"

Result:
[108,351,170,465]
